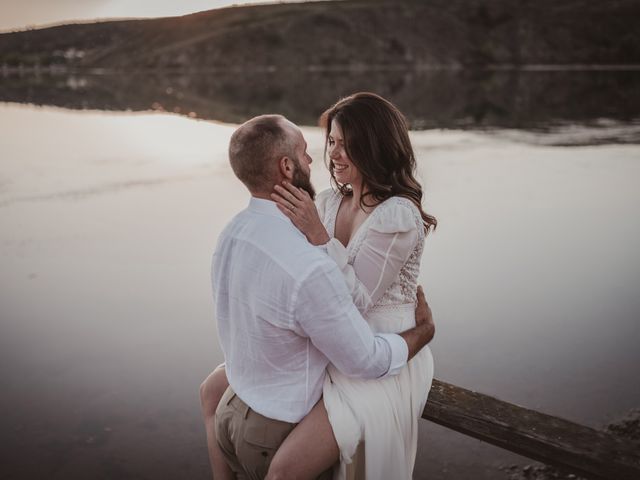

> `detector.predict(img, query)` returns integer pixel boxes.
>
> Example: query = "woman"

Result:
[200,92,436,480]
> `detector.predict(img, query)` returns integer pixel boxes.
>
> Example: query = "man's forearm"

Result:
[400,322,435,361]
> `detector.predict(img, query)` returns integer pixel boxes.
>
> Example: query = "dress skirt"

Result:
[322,303,434,480]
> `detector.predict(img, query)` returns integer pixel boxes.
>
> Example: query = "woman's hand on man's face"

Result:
[271,181,330,246]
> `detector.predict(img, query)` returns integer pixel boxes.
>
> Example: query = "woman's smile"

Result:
[333,162,349,173]
[332,161,355,183]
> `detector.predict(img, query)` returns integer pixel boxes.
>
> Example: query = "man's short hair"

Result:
[229,114,295,192]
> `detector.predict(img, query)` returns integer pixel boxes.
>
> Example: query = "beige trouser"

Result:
[215,386,333,480]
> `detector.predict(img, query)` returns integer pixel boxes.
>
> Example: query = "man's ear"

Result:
[279,156,295,181]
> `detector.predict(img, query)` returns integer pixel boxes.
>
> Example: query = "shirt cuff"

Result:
[376,333,409,377]
[315,237,336,255]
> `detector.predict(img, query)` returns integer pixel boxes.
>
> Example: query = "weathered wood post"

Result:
[422,379,640,480]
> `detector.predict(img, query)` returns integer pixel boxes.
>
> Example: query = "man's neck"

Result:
[251,192,272,201]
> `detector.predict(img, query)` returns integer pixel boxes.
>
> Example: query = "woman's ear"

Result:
[279,156,295,181]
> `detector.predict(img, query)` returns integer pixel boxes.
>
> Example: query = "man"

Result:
[209,114,435,479]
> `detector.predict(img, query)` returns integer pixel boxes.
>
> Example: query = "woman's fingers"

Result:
[273,186,328,245]
[274,185,301,206]
[281,181,307,200]
[270,192,297,213]
[274,201,295,218]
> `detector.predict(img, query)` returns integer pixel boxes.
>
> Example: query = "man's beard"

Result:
[291,159,316,200]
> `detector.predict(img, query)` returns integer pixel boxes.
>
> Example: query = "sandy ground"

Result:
[1,104,639,479]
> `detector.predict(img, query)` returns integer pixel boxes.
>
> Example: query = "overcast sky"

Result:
[0,0,304,32]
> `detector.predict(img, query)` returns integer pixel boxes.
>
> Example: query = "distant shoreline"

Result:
[4,64,640,76]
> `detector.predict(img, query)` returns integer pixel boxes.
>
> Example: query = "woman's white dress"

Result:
[315,188,435,480]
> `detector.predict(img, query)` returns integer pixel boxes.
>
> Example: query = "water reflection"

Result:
[2,69,640,138]
[0,98,639,478]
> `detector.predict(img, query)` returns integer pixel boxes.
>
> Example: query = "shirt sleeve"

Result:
[324,201,420,313]
[293,260,408,379]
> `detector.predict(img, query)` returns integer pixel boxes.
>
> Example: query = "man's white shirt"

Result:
[212,197,409,423]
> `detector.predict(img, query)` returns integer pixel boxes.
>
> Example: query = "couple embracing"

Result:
[200,92,437,480]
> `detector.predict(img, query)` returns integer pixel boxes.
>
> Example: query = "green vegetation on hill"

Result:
[1,0,639,70]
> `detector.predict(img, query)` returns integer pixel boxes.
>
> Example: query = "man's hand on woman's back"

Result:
[400,285,435,360]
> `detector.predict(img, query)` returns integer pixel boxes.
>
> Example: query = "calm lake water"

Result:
[1,83,639,478]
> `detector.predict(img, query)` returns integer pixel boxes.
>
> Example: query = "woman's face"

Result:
[328,119,362,186]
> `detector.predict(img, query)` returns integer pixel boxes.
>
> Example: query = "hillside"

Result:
[2,69,639,132]
[1,0,639,70]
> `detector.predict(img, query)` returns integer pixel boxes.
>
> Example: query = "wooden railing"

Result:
[422,379,640,480]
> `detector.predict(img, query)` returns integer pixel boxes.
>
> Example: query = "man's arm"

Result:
[295,262,435,379]
[400,286,435,360]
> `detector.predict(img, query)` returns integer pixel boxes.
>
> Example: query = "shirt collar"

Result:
[247,197,307,240]
[248,197,287,219]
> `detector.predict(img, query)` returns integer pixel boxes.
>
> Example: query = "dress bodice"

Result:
[316,188,425,311]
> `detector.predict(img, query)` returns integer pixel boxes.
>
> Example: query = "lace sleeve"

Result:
[325,199,419,313]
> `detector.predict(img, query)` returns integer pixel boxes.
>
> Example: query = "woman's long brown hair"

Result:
[320,92,437,234]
